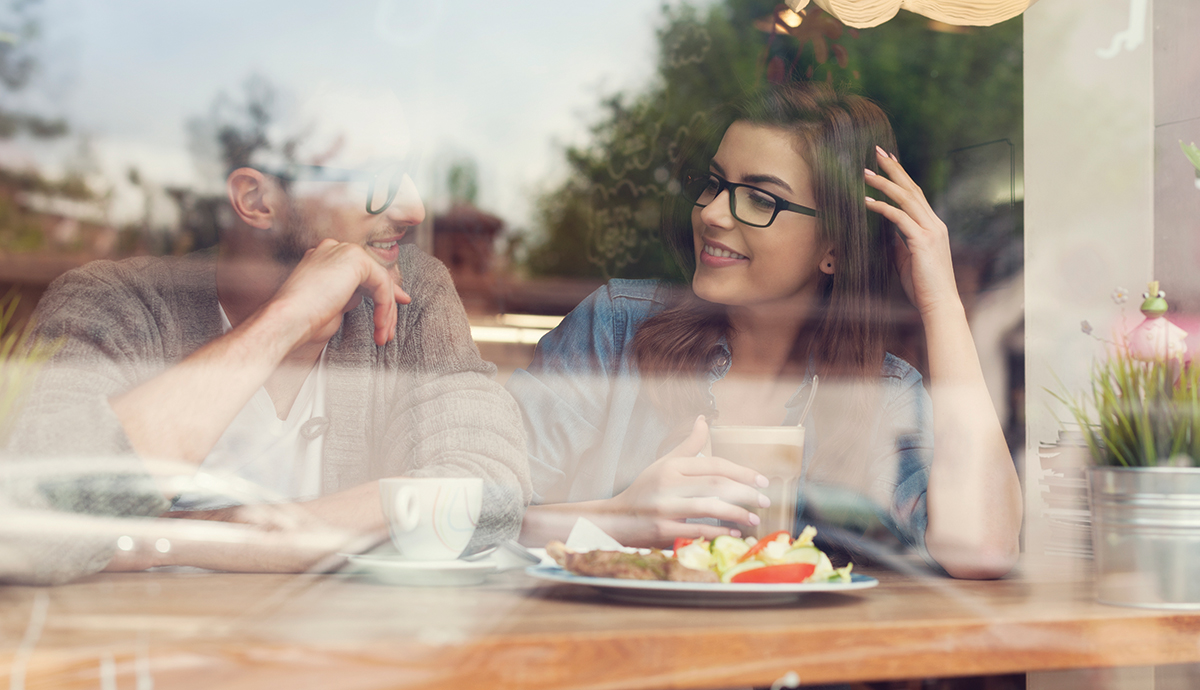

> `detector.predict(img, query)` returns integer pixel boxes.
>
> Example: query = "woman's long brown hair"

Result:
[634,82,900,447]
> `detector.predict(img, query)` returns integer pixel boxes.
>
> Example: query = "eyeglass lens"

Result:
[366,163,406,214]
[682,172,780,227]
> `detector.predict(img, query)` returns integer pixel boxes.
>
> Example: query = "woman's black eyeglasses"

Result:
[680,169,818,228]
[257,161,410,215]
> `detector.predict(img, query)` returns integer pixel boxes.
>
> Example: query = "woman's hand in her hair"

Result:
[864,147,1022,579]
[863,146,962,320]
[604,416,771,548]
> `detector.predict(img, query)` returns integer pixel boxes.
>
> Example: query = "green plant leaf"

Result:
[1182,140,1200,173]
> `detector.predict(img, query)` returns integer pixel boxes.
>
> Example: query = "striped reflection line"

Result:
[469,326,551,345]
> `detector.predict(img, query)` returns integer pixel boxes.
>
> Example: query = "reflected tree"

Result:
[188,75,291,177]
[527,3,760,280]
[174,76,293,252]
[447,158,479,206]
[0,0,65,139]
[525,0,1022,283]
[0,0,77,253]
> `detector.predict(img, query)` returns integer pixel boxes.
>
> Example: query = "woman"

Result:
[508,82,1021,579]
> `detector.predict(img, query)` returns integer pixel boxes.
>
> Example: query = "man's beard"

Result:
[271,198,318,266]
[268,197,402,281]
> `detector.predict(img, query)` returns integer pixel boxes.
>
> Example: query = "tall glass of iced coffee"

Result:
[709,426,805,539]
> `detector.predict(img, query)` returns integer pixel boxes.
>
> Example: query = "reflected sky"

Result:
[14,0,706,228]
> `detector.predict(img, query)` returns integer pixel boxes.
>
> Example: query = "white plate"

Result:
[526,565,878,607]
[346,554,497,586]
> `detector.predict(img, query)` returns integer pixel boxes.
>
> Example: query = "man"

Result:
[2,90,530,583]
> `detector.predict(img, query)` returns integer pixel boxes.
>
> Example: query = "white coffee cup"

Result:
[379,477,483,560]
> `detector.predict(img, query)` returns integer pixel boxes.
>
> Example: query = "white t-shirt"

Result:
[171,305,328,510]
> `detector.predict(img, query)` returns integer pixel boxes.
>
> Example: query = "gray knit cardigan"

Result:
[1,245,531,584]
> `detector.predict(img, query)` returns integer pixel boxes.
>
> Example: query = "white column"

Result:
[1151,1,1200,310]
[1023,0,1156,570]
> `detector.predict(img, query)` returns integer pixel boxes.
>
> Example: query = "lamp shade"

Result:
[785,0,1036,28]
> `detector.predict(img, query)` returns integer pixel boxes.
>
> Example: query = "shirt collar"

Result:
[706,336,816,424]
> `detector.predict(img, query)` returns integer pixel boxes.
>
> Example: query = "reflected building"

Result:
[432,201,503,315]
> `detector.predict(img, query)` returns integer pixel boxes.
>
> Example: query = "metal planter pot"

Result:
[1089,467,1200,609]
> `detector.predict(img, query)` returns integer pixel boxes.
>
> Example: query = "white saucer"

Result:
[346,554,497,587]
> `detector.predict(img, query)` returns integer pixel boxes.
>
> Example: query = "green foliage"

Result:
[0,291,57,442]
[448,159,480,206]
[188,75,285,173]
[0,194,43,251]
[847,15,1022,195]
[1181,141,1200,173]
[0,165,93,200]
[0,0,68,140]
[0,165,96,253]
[525,1,1023,280]
[526,2,762,280]
[1051,354,1200,468]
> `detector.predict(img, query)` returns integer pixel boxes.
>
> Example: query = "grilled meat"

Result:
[546,541,718,583]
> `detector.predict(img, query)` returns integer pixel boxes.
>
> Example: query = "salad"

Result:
[672,526,854,584]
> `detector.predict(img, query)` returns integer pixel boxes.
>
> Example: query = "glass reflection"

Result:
[5,1,1192,689]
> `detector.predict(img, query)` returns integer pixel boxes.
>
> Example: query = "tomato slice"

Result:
[672,537,694,553]
[737,530,791,563]
[730,563,816,584]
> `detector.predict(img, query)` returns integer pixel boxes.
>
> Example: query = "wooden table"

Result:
[2,563,1199,690]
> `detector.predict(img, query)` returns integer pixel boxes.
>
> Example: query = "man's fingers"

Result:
[343,293,365,315]
[355,257,399,345]
[372,304,394,346]
[305,238,337,259]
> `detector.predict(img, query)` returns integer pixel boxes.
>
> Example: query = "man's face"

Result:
[273,173,426,282]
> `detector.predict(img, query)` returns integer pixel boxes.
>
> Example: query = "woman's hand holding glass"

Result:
[863,146,961,319]
[605,415,771,547]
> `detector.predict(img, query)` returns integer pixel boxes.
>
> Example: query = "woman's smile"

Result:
[699,240,749,267]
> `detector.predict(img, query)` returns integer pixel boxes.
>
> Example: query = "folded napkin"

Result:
[563,518,639,553]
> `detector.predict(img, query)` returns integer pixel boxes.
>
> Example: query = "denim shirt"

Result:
[506,279,935,560]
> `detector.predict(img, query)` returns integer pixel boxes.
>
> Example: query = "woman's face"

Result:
[691,121,831,312]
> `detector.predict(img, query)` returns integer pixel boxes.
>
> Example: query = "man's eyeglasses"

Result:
[680,169,818,227]
[259,162,411,215]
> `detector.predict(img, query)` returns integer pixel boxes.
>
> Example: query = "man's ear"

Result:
[819,245,836,275]
[226,168,280,230]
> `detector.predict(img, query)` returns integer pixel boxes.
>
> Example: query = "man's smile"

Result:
[366,230,407,264]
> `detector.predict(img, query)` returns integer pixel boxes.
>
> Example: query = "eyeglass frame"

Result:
[680,168,819,227]
[251,162,411,215]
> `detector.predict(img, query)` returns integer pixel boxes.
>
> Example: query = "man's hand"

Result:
[269,238,411,347]
[103,494,385,573]
[111,240,410,466]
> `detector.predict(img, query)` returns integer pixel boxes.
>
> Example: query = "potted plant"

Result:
[1054,282,1200,609]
